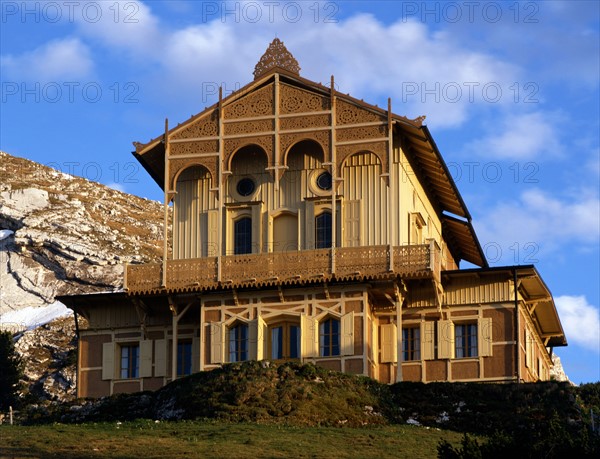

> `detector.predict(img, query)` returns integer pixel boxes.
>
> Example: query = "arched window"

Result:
[315,211,332,249]
[234,217,252,254]
[319,318,340,357]
[229,323,249,362]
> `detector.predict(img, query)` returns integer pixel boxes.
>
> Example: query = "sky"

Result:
[0,0,598,383]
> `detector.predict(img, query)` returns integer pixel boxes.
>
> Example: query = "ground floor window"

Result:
[177,340,192,376]
[229,323,249,362]
[270,322,300,360]
[402,327,420,361]
[120,344,139,379]
[319,318,340,357]
[455,323,478,358]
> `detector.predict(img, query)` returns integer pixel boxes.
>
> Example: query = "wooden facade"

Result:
[60,39,566,398]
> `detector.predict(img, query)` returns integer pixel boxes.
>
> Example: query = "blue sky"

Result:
[1,1,598,383]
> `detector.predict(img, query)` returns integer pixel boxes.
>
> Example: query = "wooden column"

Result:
[387,99,394,271]
[218,87,224,281]
[395,290,404,382]
[330,75,337,273]
[162,119,170,287]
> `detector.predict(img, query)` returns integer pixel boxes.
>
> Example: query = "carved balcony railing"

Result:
[124,241,441,295]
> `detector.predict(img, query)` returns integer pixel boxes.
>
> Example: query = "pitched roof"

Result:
[132,40,486,267]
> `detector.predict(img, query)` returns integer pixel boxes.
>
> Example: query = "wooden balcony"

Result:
[124,242,441,295]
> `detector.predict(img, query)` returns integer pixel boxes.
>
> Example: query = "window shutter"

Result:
[257,317,266,360]
[525,329,531,368]
[421,321,435,360]
[343,200,361,247]
[207,209,219,256]
[249,318,267,360]
[192,336,200,373]
[380,323,397,363]
[139,340,153,378]
[438,320,455,359]
[304,201,315,250]
[251,204,262,253]
[301,315,317,358]
[210,322,225,364]
[478,317,493,357]
[154,339,167,377]
[102,342,115,380]
[341,312,355,356]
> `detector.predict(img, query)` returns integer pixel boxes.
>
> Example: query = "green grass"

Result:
[0,420,467,458]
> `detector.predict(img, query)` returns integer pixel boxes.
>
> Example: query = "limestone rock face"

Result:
[0,151,166,402]
[15,317,79,402]
[550,353,571,383]
[0,151,165,314]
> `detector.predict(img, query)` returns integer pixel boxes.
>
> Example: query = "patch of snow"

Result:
[436,411,450,423]
[0,229,14,241]
[406,418,421,426]
[0,301,72,331]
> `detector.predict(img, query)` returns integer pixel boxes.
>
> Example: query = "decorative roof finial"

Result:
[253,38,300,80]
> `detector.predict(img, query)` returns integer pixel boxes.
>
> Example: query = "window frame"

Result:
[119,343,140,379]
[177,340,193,377]
[402,326,421,361]
[228,322,249,363]
[319,317,341,357]
[454,323,478,358]
[315,211,332,249]
[234,216,253,255]
[268,320,301,361]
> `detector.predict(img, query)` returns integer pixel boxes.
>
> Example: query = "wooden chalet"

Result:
[60,39,567,398]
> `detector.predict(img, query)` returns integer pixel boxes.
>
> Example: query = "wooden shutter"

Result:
[248,318,267,360]
[154,339,167,377]
[341,312,355,356]
[252,204,262,254]
[438,320,455,359]
[301,315,317,358]
[421,321,435,360]
[478,317,493,357]
[102,342,115,380]
[304,201,315,249]
[343,200,361,247]
[525,329,531,368]
[139,340,153,378]
[210,322,225,364]
[192,336,200,373]
[207,209,219,256]
[380,323,397,363]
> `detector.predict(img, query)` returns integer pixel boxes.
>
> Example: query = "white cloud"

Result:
[464,111,564,160]
[71,3,520,127]
[1,38,93,80]
[74,1,162,56]
[476,188,600,263]
[555,295,600,352]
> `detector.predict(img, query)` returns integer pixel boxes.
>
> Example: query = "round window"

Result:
[236,178,256,197]
[316,171,332,190]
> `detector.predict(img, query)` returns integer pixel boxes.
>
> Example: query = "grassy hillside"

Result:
[0,421,466,459]
[14,361,600,457]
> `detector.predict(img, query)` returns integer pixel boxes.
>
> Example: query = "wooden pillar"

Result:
[218,87,224,281]
[162,118,170,287]
[169,299,178,381]
[330,75,337,273]
[387,99,394,271]
[395,291,403,382]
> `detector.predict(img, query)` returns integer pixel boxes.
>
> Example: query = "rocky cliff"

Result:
[0,151,164,312]
[0,151,165,401]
